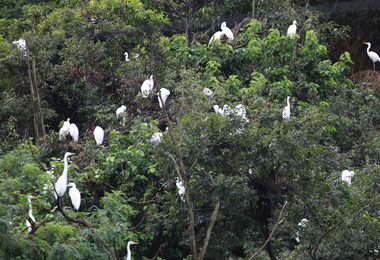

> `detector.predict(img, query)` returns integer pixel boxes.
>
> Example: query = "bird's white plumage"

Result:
[26,195,36,233]
[13,39,26,55]
[287,20,298,36]
[158,88,170,108]
[116,105,127,126]
[213,105,223,115]
[296,218,309,243]
[282,96,291,119]
[55,152,75,197]
[94,126,104,146]
[150,132,163,144]
[364,42,380,71]
[221,22,234,42]
[124,52,130,61]
[126,241,138,260]
[67,182,81,210]
[176,177,186,202]
[203,88,213,96]
[141,75,154,98]
[59,118,71,140]
[341,170,355,185]
[208,31,225,45]
[69,123,79,142]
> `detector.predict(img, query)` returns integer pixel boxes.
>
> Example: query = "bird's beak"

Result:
[70,152,76,155]
[296,23,299,26]
[306,219,310,222]
[363,42,368,44]
[32,196,38,198]
[133,242,138,244]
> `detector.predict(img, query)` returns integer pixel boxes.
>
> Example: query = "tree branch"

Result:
[249,201,288,260]
[310,198,375,259]
[56,198,118,260]
[198,201,221,260]
[0,95,19,107]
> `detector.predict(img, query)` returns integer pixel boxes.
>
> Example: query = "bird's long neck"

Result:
[127,244,131,260]
[367,44,371,55]
[287,97,290,107]
[63,156,69,179]
[28,199,33,217]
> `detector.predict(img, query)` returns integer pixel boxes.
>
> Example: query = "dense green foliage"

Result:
[0,0,379,260]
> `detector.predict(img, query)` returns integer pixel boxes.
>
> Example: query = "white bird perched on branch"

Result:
[363,42,380,71]
[296,218,310,243]
[282,96,291,120]
[94,126,104,146]
[141,75,154,98]
[116,105,127,126]
[287,20,299,37]
[26,195,37,233]
[341,170,355,185]
[67,182,81,211]
[59,118,71,140]
[13,39,26,55]
[176,177,186,202]
[203,88,213,97]
[126,241,138,260]
[158,88,170,108]
[55,152,75,197]
[123,51,130,61]
[150,132,163,144]
[221,22,234,42]
[208,31,225,45]
[69,123,79,142]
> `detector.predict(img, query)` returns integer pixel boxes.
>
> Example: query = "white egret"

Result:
[13,39,26,55]
[176,177,186,202]
[67,182,81,211]
[221,22,234,42]
[158,88,170,108]
[59,118,71,140]
[123,51,130,61]
[363,42,380,71]
[208,31,225,45]
[282,96,291,120]
[296,218,310,243]
[341,170,355,185]
[222,104,233,117]
[116,105,127,126]
[213,105,223,115]
[69,123,79,142]
[94,126,104,146]
[203,88,213,97]
[287,20,299,37]
[234,104,249,122]
[141,75,154,98]
[150,132,163,144]
[126,241,138,260]
[26,195,37,233]
[55,152,75,197]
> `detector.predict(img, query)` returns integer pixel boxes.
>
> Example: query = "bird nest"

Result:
[351,70,380,90]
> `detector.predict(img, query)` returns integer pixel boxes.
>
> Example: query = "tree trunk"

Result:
[25,38,45,140]
[186,0,194,47]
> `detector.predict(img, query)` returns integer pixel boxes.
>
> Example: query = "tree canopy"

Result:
[0,0,379,260]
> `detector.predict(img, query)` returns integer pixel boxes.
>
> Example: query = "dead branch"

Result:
[0,95,19,107]
[56,198,118,260]
[198,201,221,260]
[248,201,288,260]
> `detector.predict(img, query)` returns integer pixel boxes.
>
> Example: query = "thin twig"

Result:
[248,201,288,260]
[0,95,19,107]
[28,140,47,172]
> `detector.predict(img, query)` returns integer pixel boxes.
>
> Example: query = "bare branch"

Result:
[0,95,19,107]
[249,201,288,260]
[28,140,47,172]
[56,198,118,260]
[198,201,221,260]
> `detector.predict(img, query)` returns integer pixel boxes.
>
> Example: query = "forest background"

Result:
[0,0,379,259]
